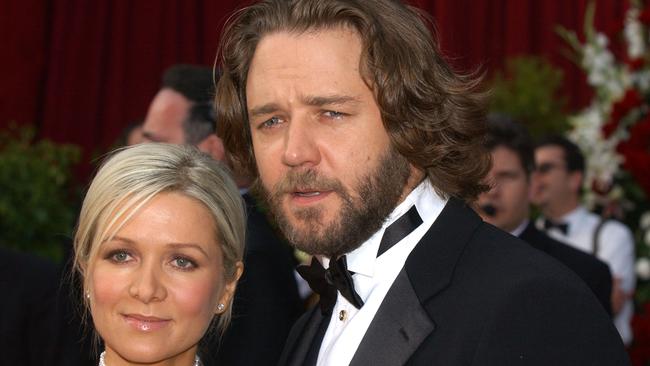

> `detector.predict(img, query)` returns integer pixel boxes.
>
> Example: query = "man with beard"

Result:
[215,0,629,364]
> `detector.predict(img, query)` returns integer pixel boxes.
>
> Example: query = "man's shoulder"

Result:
[420,216,582,290]
[600,218,635,240]
[464,222,580,281]
[408,221,625,365]
[523,224,610,275]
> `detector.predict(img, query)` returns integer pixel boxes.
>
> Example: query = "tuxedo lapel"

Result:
[351,198,481,365]
[349,270,434,366]
[280,306,326,366]
[406,198,482,303]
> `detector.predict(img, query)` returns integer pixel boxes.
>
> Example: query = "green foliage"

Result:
[0,124,81,261]
[489,56,570,138]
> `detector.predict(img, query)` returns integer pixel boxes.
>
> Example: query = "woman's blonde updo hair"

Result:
[73,143,245,335]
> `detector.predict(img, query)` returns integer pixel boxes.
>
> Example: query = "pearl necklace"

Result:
[98,351,201,366]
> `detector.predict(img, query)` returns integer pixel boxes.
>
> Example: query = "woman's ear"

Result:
[216,261,244,314]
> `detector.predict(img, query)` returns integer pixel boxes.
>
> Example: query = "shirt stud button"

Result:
[339,310,347,321]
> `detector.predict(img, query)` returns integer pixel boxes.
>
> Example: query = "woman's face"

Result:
[88,192,238,365]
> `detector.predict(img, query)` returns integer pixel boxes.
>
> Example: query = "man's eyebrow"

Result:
[248,95,361,119]
[249,103,281,119]
[303,94,361,107]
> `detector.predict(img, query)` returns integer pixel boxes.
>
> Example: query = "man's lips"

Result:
[289,190,333,203]
[293,190,325,197]
[122,313,171,332]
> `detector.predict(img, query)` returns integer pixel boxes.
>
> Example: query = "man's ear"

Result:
[568,170,583,194]
[197,134,226,162]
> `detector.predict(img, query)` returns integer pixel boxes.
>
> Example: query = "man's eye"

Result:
[172,256,196,270]
[323,110,345,119]
[261,116,281,129]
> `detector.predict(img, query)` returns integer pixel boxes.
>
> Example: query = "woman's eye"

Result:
[172,257,196,270]
[108,250,132,263]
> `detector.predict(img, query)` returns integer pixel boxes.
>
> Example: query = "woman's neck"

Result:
[100,345,200,366]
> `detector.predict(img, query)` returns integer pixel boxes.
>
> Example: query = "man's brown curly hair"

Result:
[215,0,490,202]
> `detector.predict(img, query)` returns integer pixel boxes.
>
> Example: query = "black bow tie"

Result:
[543,219,569,235]
[297,205,423,315]
[297,256,362,314]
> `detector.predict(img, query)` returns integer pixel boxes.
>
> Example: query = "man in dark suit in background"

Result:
[143,64,303,365]
[215,0,629,364]
[0,247,62,365]
[476,116,613,315]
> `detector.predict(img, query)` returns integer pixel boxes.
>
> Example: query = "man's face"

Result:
[142,89,225,162]
[530,145,580,211]
[245,28,413,257]
[142,89,190,144]
[477,146,530,233]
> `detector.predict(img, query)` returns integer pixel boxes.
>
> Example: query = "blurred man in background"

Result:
[532,135,635,345]
[143,65,225,160]
[476,116,612,315]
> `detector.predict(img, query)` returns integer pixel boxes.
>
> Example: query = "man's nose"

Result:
[281,115,321,168]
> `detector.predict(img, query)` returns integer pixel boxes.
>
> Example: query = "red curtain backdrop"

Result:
[0,0,627,176]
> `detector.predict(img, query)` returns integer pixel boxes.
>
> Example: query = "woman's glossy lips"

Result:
[122,313,171,332]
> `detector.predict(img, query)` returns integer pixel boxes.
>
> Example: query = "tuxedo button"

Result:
[339,310,347,321]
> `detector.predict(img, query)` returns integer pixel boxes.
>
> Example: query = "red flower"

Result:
[626,57,646,71]
[640,8,650,25]
[604,89,644,138]
[607,18,625,36]
[629,303,650,365]
[617,116,650,197]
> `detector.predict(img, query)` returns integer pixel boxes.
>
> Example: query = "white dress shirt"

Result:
[510,219,529,237]
[315,180,446,366]
[536,205,636,345]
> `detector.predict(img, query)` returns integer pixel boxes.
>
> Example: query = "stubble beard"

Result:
[254,147,412,258]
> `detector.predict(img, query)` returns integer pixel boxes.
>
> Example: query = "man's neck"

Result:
[506,207,530,234]
[543,198,579,221]
[395,167,426,208]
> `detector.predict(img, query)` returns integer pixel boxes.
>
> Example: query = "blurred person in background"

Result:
[476,116,613,315]
[0,247,63,365]
[532,135,636,345]
[113,120,145,148]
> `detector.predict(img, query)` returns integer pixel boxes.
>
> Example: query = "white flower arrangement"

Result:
[559,1,650,305]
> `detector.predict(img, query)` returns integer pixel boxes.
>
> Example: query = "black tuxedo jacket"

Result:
[209,193,303,366]
[0,248,62,366]
[519,222,613,315]
[279,199,629,366]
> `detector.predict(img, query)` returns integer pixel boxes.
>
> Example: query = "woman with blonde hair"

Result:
[73,143,245,365]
